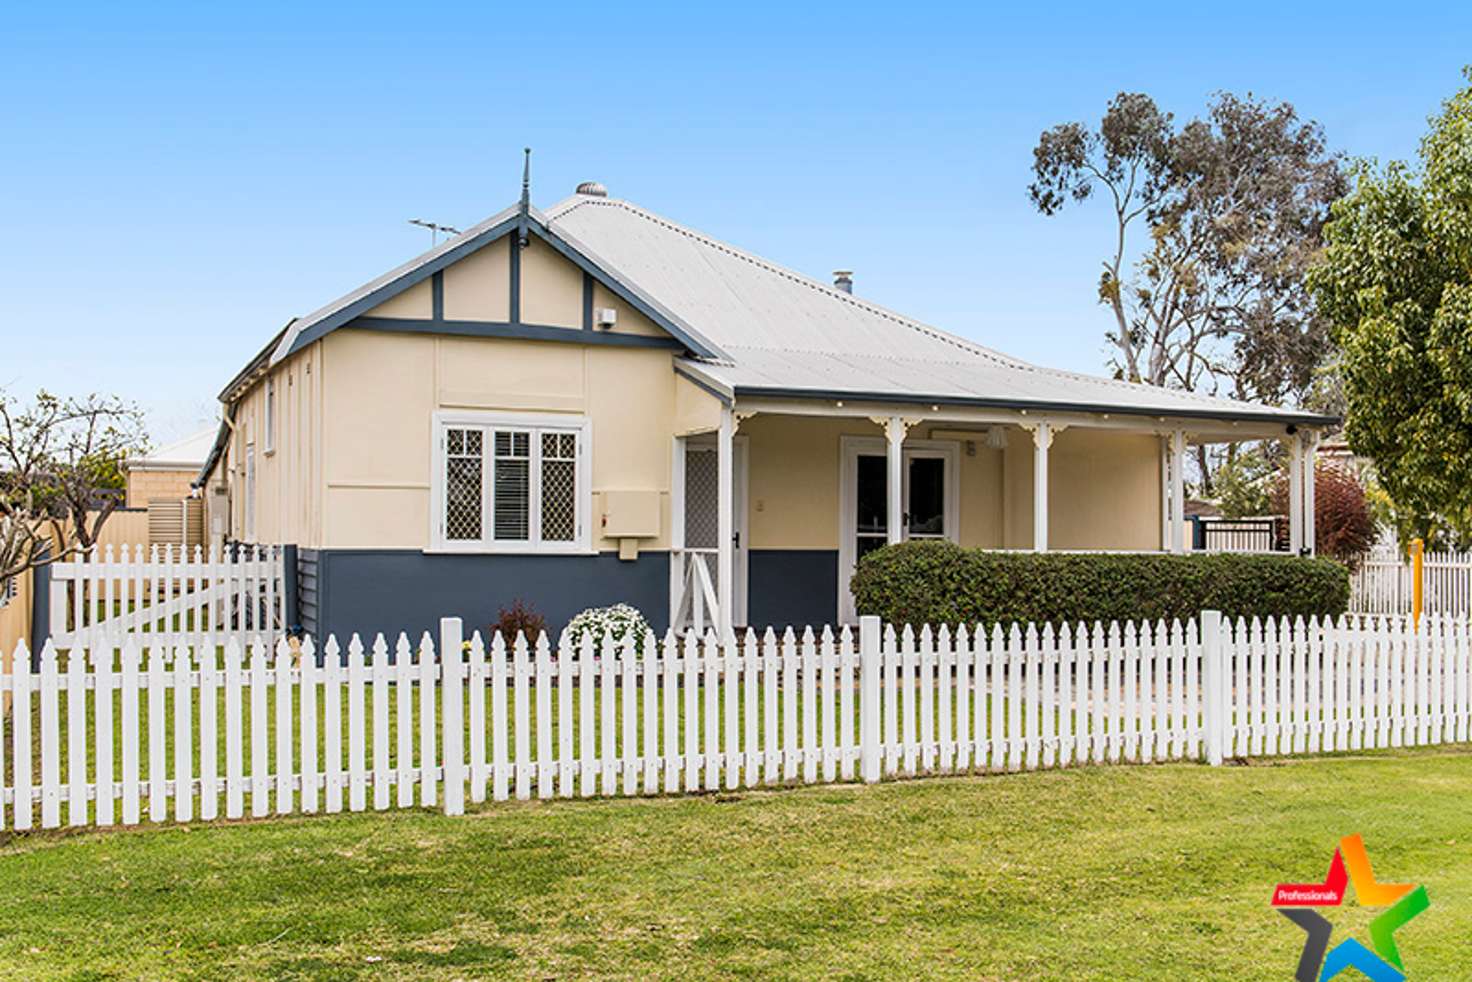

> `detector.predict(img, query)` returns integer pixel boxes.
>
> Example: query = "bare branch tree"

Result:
[0,388,148,583]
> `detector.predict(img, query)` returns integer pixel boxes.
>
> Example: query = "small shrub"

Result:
[565,604,652,654]
[850,541,1349,629]
[490,599,547,645]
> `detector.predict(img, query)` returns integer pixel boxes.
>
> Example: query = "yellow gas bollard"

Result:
[1411,537,1424,629]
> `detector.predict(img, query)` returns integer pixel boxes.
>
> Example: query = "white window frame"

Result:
[264,377,276,455]
[430,410,593,554]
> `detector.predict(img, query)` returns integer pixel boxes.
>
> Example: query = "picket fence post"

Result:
[1201,609,1225,766]
[441,617,465,816]
[860,615,881,783]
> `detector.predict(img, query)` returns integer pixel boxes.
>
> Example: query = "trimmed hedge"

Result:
[850,541,1350,628]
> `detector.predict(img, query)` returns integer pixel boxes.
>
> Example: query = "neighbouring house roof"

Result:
[1184,500,1223,519]
[127,427,217,472]
[213,186,1337,437]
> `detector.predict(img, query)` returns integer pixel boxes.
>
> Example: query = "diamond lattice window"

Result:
[437,417,583,551]
[444,428,483,541]
[541,432,577,542]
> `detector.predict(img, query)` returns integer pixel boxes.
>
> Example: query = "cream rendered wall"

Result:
[316,330,697,552]
[1047,429,1162,550]
[370,278,432,318]
[443,238,510,321]
[221,230,709,550]
[307,235,718,553]
[999,427,1162,550]
[673,376,722,435]
[742,417,1007,551]
[519,238,582,328]
[592,282,666,338]
[1003,436,1034,549]
[225,342,323,546]
[320,330,435,549]
[743,415,848,551]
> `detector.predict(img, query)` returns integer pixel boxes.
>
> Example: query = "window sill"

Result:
[423,545,598,557]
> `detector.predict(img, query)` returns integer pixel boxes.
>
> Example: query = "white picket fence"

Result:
[2,611,1469,831]
[47,544,286,650]
[1352,547,1472,615]
[1221,613,1471,756]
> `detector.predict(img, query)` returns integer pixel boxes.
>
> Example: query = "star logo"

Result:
[1272,834,1430,982]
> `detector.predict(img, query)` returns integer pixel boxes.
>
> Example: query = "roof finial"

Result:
[518,147,532,247]
[520,147,531,213]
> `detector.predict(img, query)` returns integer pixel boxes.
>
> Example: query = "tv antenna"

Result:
[408,218,462,246]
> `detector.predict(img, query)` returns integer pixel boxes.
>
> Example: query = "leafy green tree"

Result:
[1213,446,1276,517]
[1309,69,1472,542]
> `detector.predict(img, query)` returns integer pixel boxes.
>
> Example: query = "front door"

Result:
[839,438,958,623]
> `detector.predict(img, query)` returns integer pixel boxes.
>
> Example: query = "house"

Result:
[125,428,215,508]
[122,427,215,550]
[197,172,1335,641]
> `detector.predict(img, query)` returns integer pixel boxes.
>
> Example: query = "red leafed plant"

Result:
[1272,462,1377,569]
[490,599,547,646]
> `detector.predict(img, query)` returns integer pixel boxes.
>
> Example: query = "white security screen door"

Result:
[681,439,748,627]
[839,438,959,622]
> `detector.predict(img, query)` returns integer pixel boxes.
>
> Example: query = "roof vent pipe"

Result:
[833,270,853,294]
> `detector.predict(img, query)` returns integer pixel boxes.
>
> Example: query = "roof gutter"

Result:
[218,322,292,403]
[192,405,237,489]
[673,360,734,406]
[732,385,1340,429]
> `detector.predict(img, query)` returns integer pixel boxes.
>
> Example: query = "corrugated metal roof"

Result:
[129,427,217,469]
[223,188,1331,428]
[545,194,1333,425]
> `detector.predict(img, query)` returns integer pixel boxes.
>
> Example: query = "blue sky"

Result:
[3,1,1469,444]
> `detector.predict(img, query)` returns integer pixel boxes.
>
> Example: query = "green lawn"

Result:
[1,748,1468,980]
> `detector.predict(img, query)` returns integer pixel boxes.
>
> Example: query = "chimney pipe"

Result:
[833,270,853,294]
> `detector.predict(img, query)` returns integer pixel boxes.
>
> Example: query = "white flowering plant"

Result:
[564,603,652,655]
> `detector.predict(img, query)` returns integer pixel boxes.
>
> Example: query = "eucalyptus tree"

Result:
[1029,91,1344,407]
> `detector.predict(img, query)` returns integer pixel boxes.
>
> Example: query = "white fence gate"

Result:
[2,611,1469,831]
[47,544,286,651]
[1352,547,1472,616]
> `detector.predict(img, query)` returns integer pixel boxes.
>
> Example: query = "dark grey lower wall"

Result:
[297,548,321,638]
[313,549,671,644]
[747,549,839,630]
